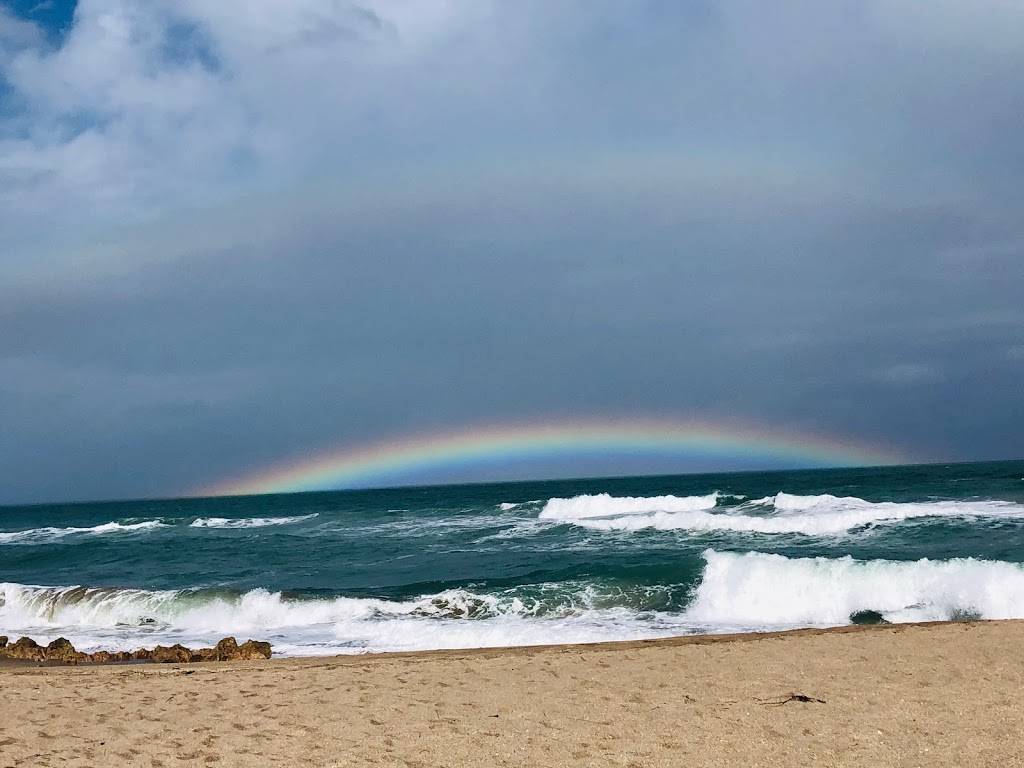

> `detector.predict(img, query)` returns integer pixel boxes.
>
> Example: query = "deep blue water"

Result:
[2,461,1024,655]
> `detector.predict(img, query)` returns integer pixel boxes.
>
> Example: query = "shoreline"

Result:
[0,617,988,669]
[3,618,1022,766]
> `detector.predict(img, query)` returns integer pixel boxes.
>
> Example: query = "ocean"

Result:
[2,460,1024,657]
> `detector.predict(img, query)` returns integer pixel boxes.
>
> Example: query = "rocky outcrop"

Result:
[87,650,134,664]
[0,636,272,665]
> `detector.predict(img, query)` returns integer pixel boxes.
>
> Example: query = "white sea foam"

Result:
[190,513,318,529]
[685,549,1024,627]
[0,520,167,545]
[539,492,1024,535]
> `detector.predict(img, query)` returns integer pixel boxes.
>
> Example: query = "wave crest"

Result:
[0,520,167,545]
[539,492,1024,535]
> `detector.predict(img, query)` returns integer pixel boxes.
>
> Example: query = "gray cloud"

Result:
[1,1,1022,503]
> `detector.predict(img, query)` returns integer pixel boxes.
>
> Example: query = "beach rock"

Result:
[235,640,272,660]
[3,637,46,661]
[0,636,272,664]
[45,638,85,663]
[195,637,272,661]
[88,650,134,663]
[215,637,239,660]
[190,647,217,662]
[150,644,193,664]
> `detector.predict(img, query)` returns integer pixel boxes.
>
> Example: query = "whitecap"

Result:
[539,492,720,520]
[189,513,319,529]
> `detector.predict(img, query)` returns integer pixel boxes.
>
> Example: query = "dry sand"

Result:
[2,620,1024,767]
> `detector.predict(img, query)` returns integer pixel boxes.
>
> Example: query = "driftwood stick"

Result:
[756,693,827,706]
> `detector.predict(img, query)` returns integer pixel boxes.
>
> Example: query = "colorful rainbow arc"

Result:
[198,418,907,497]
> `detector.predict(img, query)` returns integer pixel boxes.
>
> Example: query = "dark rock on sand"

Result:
[849,609,890,625]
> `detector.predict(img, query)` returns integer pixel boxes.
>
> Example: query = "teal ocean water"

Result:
[3,461,1024,656]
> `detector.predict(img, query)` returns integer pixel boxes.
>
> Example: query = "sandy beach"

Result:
[2,620,1023,767]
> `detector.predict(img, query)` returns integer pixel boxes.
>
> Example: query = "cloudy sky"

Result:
[1,0,1022,503]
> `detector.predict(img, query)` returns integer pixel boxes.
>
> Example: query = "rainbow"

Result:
[199,418,907,497]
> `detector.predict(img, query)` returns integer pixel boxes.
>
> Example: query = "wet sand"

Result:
[2,620,1023,767]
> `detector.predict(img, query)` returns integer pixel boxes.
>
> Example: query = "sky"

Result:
[1,0,1022,504]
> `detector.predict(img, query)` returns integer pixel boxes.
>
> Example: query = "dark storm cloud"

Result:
[1,1,1022,502]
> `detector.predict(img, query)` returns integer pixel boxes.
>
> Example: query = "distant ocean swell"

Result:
[0,515,317,544]
[0,520,168,545]
[5,494,1021,545]
[5,550,1024,655]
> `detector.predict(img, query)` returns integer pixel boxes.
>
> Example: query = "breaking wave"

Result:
[686,549,1024,626]
[538,492,1024,535]
[0,580,691,656]
[190,513,319,529]
[0,520,167,545]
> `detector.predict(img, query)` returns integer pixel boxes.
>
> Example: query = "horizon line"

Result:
[6,456,1024,509]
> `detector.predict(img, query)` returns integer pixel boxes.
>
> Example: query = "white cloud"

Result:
[0,1,484,231]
